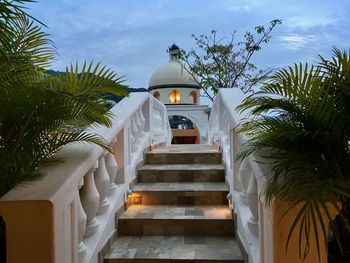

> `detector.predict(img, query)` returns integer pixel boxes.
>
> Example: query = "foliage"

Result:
[46,70,148,104]
[0,1,128,197]
[180,19,281,101]
[236,47,350,261]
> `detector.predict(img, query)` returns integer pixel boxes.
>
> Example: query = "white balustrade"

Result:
[207,88,338,263]
[208,89,260,263]
[0,92,171,263]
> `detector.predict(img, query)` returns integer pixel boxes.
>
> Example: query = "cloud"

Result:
[27,0,350,91]
[219,0,264,11]
[278,34,319,50]
[286,15,337,30]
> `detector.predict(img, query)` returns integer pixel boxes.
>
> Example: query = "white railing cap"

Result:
[217,88,250,122]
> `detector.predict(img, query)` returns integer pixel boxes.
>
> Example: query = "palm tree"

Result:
[236,47,350,261]
[0,0,128,197]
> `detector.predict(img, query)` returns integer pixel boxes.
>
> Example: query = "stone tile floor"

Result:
[120,205,232,220]
[105,236,242,261]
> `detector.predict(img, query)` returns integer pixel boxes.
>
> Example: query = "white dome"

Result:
[149,60,200,89]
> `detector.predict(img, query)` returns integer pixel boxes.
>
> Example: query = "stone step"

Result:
[104,235,244,263]
[152,144,219,153]
[145,152,222,164]
[118,205,234,236]
[138,164,225,183]
[145,145,221,165]
[131,183,229,205]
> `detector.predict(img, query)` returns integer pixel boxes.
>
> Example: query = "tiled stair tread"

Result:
[104,235,244,261]
[120,205,232,220]
[139,164,225,171]
[150,144,220,153]
[133,182,229,192]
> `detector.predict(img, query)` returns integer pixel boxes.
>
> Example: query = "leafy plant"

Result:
[0,1,128,197]
[180,19,282,101]
[236,47,350,261]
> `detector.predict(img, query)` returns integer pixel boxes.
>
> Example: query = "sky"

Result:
[28,0,350,105]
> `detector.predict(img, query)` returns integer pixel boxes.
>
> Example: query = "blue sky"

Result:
[28,0,350,104]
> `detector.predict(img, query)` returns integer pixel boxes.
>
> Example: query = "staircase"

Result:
[104,145,245,263]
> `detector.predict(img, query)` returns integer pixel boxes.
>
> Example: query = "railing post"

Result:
[77,180,87,262]
[95,152,111,214]
[106,144,118,196]
[80,162,100,237]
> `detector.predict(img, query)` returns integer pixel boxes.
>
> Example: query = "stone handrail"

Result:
[207,89,339,263]
[0,92,172,263]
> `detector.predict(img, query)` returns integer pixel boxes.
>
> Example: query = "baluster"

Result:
[130,117,138,153]
[247,173,259,236]
[153,107,157,129]
[160,110,165,129]
[136,110,145,138]
[77,180,87,262]
[80,163,100,237]
[155,108,161,129]
[159,110,163,129]
[138,109,145,137]
[95,152,110,214]
[129,129,136,154]
[239,159,251,205]
[135,110,142,137]
[106,150,118,196]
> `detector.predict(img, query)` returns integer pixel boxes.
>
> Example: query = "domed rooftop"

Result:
[148,44,200,91]
[168,43,180,51]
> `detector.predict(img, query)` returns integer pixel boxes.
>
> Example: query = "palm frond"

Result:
[48,61,129,98]
[236,48,350,260]
[0,4,128,197]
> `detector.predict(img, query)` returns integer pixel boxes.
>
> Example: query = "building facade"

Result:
[148,44,208,143]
